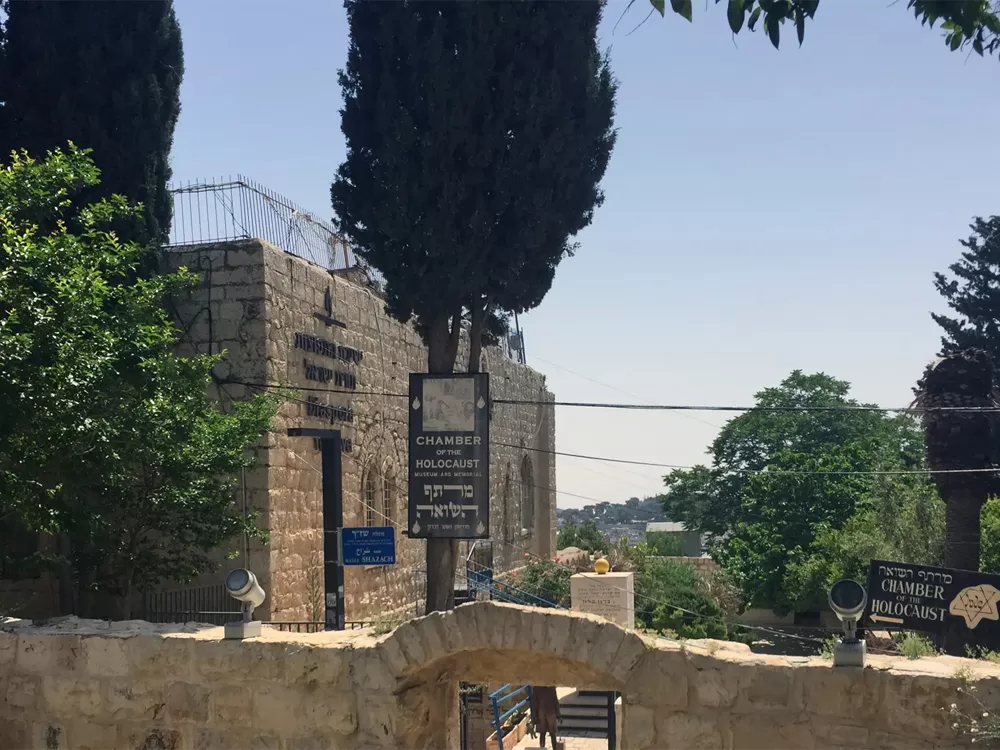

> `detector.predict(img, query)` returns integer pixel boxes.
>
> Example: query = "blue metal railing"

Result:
[490,683,533,746]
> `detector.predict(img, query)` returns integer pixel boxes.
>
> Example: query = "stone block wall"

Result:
[161,240,557,622]
[2,603,998,750]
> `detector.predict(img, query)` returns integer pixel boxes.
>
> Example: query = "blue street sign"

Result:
[341,527,396,566]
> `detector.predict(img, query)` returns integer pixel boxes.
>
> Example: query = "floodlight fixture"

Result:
[828,579,867,667]
[223,568,266,640]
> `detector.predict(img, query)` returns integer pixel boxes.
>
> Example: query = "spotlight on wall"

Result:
[224,568,266,640]
[828,579,867,667]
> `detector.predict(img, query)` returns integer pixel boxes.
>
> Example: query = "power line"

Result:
[233,380,1000,414]
[527,353,724,430]
[497,398,1000,414]
[251,382,998,480]
[505,441,999,476]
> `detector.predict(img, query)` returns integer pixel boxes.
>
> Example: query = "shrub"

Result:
[897,632,935,659]
[511,558,571,608]
[635,557,741,641]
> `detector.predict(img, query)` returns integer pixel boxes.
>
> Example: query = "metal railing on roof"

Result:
[166,176,532,365]
[166,175,385,291]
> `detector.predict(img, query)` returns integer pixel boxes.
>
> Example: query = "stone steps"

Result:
[557,690,611,739]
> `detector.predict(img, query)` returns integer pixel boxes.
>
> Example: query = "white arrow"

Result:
[870,614,904,625]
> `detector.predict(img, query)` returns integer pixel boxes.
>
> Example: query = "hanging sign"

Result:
[866,559,1000,647]
[408,373,490,539]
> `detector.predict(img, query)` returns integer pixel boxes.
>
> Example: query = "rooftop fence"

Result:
[167,176,526,365]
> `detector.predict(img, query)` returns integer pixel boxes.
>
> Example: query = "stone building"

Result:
[148,237,557,623]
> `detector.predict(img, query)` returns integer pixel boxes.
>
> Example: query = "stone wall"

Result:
[2,602,997,750]
[160,240,557,622]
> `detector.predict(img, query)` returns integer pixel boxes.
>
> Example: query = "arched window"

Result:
[382,463,395,528]
[520,455,535,531]
[501,467,513,545]
[364,466,379,527]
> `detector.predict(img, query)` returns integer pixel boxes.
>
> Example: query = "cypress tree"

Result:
[0,0,183,247]
[933,216,1000,370]
[332,0,616,612]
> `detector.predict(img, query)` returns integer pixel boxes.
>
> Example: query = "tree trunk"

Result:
[424,312,462,614]
[941,488,985,654]
[468,302,484,374]
[119,575,133,621]
[56,533,75,616]
[945,488,984,572]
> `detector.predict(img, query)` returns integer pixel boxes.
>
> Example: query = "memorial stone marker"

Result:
[571,560,635,629]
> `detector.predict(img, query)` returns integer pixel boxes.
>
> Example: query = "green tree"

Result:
[932,217,1000,381]
[557,521,609,553]
[0,147,280,618]
[646,1,1000,58]
[332,0,616,612]
[662,371,927,612]
[784,476,944,612]
[0,0,184,248]
[980,498,1000,574]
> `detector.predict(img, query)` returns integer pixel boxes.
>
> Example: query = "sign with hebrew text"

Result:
[866,559,1000,647]
[408,373,490,539]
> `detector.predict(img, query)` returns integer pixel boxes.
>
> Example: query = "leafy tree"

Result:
[645,0,1000,58]
[662,371,927,612]
[0,147,280,618]
[980,498,1000,574]
[332,0,616,612]
[557,520,609,553]
[784,476,944,612]
[0,0,183,248]
[932,217,1000,381]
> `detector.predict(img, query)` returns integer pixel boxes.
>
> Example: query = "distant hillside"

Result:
[557,497,667,528]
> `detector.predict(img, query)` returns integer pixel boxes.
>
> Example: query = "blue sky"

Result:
[171,0,1000,510]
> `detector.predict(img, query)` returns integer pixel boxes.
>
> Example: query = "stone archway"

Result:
[357,601,979,750]
[376,602,656,749]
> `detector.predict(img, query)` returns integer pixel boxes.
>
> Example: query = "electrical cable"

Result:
[231,379,1000,413]
[255,382,995,479]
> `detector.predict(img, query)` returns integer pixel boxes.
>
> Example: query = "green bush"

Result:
[511,558,571,608]
[896,632,935,660]
[635,557,745,642]
[645,531,684,556]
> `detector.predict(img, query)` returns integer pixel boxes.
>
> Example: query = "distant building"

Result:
[645,521,706,557]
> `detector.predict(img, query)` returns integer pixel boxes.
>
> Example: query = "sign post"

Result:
[866,559,1000,649]
[288,427,345,631]
[408,373,490,539]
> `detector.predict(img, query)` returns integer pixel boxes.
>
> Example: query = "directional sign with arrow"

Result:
[865,559,1000,647]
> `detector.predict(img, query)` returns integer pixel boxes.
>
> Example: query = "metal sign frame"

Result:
[407,373,490,539]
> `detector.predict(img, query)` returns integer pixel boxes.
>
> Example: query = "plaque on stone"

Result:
[571,571,635,629]
[407,373,490,539]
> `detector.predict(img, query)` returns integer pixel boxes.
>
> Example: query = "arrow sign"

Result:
[870,614,904,625]
[865,559,1000,648]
